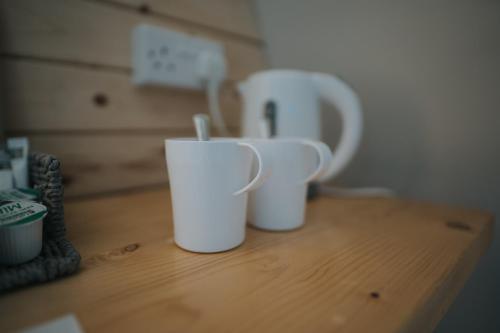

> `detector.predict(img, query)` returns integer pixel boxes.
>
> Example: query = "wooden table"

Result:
[0,189,493,332]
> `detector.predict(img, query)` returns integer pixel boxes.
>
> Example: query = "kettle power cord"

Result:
[319,185,396,198]
[197,50,229,136]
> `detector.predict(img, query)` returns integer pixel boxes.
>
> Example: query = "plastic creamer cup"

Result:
[0,200,47,265]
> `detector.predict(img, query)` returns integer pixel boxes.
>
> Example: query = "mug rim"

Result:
[165,137,240,144]
[165,137,318,144]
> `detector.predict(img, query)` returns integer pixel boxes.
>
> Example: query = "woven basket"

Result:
[0,153,80,292]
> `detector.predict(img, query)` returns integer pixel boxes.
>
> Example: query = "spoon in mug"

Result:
[193,114,210,141]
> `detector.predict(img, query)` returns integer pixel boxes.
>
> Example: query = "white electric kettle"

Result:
[238,69,363,181]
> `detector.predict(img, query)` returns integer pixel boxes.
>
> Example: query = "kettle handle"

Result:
[310,73,363,181]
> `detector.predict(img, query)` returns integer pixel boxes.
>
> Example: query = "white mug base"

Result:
[174,237,244,253]
[248,221,305,232]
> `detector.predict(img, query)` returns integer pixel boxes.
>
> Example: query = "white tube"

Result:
[7,137,29,189]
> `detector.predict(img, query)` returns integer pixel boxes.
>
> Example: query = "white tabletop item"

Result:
[21,314,84,333]
[165,138,270,253]
[246,138,333,231]
[7,137,30,189]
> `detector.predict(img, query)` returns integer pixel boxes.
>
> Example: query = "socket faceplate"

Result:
[132,24,225,89]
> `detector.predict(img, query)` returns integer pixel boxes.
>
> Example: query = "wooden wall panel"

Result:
[29,133,176,197]
[2,59,241,131]
[0,0,266,81]
[0,0,266,196]
[107,0,261,39]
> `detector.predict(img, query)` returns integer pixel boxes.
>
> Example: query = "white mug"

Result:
[246,138,333,231]
[165,138,270,253]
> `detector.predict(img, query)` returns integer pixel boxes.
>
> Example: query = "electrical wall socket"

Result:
[132,24,225,89]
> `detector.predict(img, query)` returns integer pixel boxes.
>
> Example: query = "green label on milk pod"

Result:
[0,200,47,227]
[0,188,41,202]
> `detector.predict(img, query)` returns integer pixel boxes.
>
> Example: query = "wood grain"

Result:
[106,0,261,39]
[0,189,493,333]
[0,0,266,81]
[26,133,174,197]
[1,59,241,131]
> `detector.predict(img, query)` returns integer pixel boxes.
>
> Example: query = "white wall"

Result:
[254,0,500,331]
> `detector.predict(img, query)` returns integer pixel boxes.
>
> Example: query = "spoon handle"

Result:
[193,114,210,141]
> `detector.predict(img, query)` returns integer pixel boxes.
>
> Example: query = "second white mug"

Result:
[246,138,333,231]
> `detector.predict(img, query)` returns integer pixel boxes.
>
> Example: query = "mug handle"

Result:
[233,142,271,196]
[299,139,334,185]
